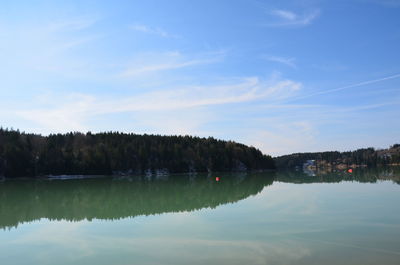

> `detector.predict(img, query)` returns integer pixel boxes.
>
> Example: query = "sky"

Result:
[0,0,399,156]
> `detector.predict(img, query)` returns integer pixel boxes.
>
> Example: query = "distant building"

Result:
[303,160,316,168]
[303,160,316,176]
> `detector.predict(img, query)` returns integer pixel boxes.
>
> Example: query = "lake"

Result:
[1,168,400,265]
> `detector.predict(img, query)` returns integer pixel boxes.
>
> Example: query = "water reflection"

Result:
[0,173,274,229]
[275,167,400,184]
[1,168,400,265]
[0,167,399,230]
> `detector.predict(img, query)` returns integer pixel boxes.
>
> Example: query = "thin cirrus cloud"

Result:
[16,77,302,134]
[246,121,317,156]
[265,55,296,68]
[130,24,177,38]
[118,51,226,77]
[119,58,216,77]
[105,77,301,112]
[2,17,99,53]
[290,72,400,101]
[0,17,101,78]
[46,17,98,32]
[269,9,320,27]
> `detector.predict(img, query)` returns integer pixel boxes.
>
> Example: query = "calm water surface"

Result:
[1,168,400,265]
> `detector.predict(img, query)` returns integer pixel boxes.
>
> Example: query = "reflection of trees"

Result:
[275,167,400,185]
[2,168,398,230]
[0,173,274,229]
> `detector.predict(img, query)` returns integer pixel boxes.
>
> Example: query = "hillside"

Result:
[0,128,274,178]
[274,144,400,169]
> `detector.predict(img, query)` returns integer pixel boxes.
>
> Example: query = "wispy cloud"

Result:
[273,10,298,21]
[269,9,320,27]
[245,121,317,156]
[0,17,101,78]
[16,94,95,133]
[119,58,213,77]
[130,24,177,38]
[292,73,400,101]
[46,17,98,32]
[16,76,302,134]
[108,78,301,111]
[119,50,225,77]
[265,55,296,68]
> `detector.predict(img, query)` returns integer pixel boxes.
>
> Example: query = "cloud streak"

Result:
[130,24,177,38]
[46,17,98,32]
[119,58,216,77]
[292,73,400,101]
[16,77,302,134]
[118,51,225,77]
[265,55,296,68]
[269,9,320,27]
[245,121,317,156]
[0,17,101,78]
[106,78,301,112]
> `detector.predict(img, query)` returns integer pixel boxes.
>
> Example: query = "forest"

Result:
[0,128,275,178]
[274,144,400,169]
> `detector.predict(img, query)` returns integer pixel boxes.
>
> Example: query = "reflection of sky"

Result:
[1,181,400,265]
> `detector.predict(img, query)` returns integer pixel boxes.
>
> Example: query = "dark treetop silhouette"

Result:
[0,128,275,178]
[274,144,400,169]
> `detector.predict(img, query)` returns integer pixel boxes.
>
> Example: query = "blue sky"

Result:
[0,0,399,156]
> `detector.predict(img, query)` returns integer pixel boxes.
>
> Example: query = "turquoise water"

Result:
[1,169,400,265]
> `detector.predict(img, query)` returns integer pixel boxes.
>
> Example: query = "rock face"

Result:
[234,160,248,172]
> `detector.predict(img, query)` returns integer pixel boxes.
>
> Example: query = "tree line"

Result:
[274,145,400,168]
[0,128,275,178]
